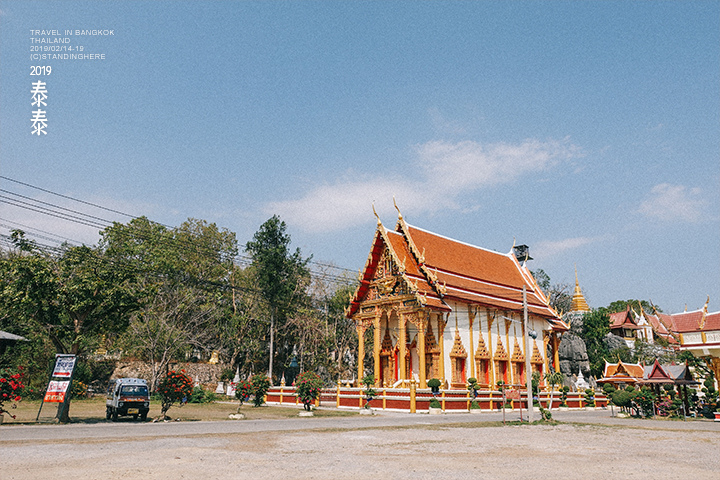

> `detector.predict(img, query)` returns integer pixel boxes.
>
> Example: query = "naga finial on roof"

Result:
[393,196,402,220]
[372,202,381,226]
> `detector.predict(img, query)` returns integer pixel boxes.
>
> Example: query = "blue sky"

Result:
[1,1,718,314]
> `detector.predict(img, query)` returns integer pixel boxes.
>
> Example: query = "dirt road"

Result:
[1,410,718,480]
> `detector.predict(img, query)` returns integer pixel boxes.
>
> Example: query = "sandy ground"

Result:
[1,412,718,480]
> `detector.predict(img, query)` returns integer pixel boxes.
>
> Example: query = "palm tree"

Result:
[544,371,565,410]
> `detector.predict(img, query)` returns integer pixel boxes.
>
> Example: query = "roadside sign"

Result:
[37,354,77,422]
[43,380,71,403]
[506,389,521,400]
[52,356,76,377]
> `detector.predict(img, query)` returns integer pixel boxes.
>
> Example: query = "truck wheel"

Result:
[111,409,118,421]
[106,408,111,420]
[132,414,138,420]
[140,413,147,421]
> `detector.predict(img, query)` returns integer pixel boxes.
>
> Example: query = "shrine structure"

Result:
[346,208,569,391]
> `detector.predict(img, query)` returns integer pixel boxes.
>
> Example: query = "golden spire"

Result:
[571,265,590,312]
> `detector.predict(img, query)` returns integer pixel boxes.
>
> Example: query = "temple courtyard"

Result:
[1,409,717,479]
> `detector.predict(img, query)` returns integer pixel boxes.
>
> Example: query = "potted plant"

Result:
[559,386,570,410]
[361,374,376,410]
[429,397,442,414]
[427,378,441,395]
[584,388,596,409]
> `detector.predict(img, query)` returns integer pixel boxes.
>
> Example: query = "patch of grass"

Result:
[0,397,355,425]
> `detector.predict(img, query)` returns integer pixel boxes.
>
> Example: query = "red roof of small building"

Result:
[609,306,641,329]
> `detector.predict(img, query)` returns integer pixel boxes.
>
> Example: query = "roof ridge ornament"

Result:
[393,196,402,220]
[372,202,381,226]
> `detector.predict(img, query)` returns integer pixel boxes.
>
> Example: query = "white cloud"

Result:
[268,137,580,232]
[533,236,603,259]
[638,183,706,223]
[415,138,577,190]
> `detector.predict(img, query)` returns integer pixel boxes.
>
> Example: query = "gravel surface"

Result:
[1,410,718,479]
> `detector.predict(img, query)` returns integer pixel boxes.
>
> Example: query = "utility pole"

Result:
[523,285,533,423]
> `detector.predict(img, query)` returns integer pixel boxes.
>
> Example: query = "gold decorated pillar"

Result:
[552,332,561,371]
[418,312,427,388]
[373,314,381,387]
[468,306,476,380]
[356,323,366,382]
[438,313,446,386]
[399,314,407,385]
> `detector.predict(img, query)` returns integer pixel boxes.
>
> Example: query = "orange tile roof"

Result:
[704,311,720,331]
[347,216,567,331]
[402,223,564,324]
[660,310,704,333]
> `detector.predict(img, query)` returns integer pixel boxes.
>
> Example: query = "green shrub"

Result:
[362,374,376,408]
[470,399,480,410]
[250,374,270,407]
[427,378,441,389]
[633,387,656,418]
[611,389,633,409]
[189,386,217,404]
[295,371,323,411]
[429,397,441,409]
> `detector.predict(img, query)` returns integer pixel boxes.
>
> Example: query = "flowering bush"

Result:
[157,370,194,419]
[295,371,323,411]
[234,379,252,405]
[250,374,270,407]
[70,380,88,399]
[0,368,28,418]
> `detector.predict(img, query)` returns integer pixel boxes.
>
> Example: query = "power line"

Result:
[0,175,138,220]
[0,176,357,286]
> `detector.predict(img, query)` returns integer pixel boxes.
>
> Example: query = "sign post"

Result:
[36,354,77,423]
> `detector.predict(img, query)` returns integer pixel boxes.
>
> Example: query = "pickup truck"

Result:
[106,378,150,421]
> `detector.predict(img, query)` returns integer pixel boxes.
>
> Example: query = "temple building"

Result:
[609,305,656,348]
[346,209,569,390]
[643,298,720,390]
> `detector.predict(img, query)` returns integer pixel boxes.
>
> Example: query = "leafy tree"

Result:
[105,218,239,389]
[607,299,659,314]
[245,216,310,382]
[531,269,572,314]
[0,231,137,356]
[582,308,611,378]
[544,370,565,409]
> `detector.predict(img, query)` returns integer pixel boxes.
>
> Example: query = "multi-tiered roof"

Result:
[347,212,568,331]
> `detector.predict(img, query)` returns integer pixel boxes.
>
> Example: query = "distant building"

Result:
[347,209,568,390]
[643,299,720,390]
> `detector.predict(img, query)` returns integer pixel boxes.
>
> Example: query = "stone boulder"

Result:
[558,332,591,381]
[604,333,627,351]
